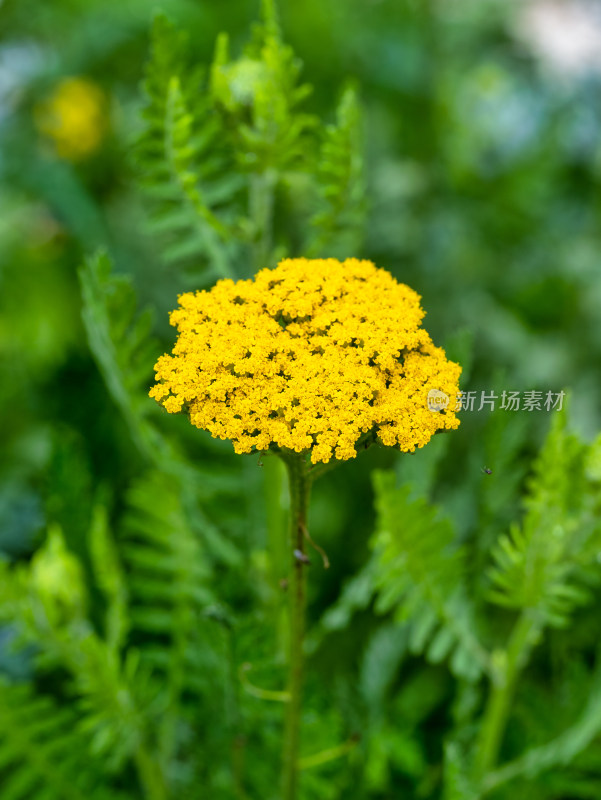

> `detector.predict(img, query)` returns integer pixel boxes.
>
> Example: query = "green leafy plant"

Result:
[3,1,601,800]
[322,407,601,798]
[135,1,365,282]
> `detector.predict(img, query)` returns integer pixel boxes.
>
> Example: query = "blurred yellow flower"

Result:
[150,258,461,463]
[35,77,107,161]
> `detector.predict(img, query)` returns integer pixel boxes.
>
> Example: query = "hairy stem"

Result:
[475,612,540,781]
[281,454,311,800]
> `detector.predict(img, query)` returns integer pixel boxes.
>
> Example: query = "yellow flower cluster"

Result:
[35,77,107,161]
[150,258,461,463]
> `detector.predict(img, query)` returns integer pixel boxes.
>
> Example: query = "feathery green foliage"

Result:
[0,679,122,800]
[0,478,233,798]
[472,411,601,789]
[79,252,240,507]
[308,86,365,257]
[5,1,601,798]
[90,504,128,653]
[79,252,162,461]
[136,15,240,278]
[120,471,234,786]
[372,470,488,681]
[137,4,364,278]
[484,655,601,793]
[313,408,601,796]
[487,410,601,629]
[0,522,159,794]
[122,472,214,687]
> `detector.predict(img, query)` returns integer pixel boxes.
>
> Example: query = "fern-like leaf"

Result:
[307,85,366,257]
[79,252,159,457]
[484,658,601,793]
[0,525,155,774]
[89,503,129,653]
[0,679,120,800]
[121,472,224,766]
[487,410,601,629]
[80,253,231,488]
[137,14,241,278]
[80,252,244,569]
[238,8,314,173]
[210,0,315,176]
[372,470,489,681]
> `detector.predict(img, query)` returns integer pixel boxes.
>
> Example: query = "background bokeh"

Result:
[2,1,601,798]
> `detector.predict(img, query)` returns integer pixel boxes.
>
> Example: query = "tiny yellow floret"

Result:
[150,258,461,463]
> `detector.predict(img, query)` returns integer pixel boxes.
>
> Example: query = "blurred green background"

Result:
[2,0,601,798]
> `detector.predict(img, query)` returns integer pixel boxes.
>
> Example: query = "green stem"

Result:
[135,741,168,800]
[281,454,311,800]
[475,612,541,780]
[298,736,359,770]
[264,454,289,659]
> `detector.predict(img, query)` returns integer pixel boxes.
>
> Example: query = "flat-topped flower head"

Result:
[150,257,461,463]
